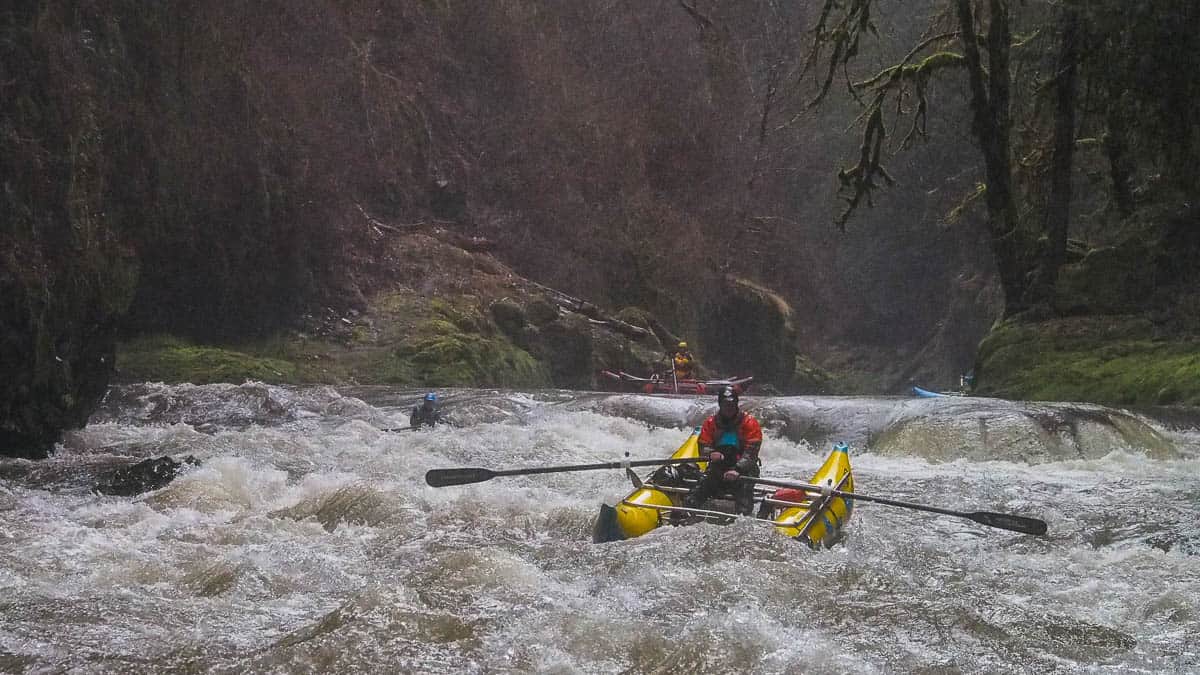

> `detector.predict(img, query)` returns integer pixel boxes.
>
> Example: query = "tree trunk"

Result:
[955,0,1025,316]
[1027,1,1080,308]
[1103,111,1135,217]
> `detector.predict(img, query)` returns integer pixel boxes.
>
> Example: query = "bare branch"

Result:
[676,0,714,30]
[801,0,877,107]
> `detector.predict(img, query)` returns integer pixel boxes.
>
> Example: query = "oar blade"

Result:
[968,511,1047,535]
[425,467,495,487]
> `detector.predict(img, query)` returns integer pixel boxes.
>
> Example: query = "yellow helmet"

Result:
[678,341,688,349]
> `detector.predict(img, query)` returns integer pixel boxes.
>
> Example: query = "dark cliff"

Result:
[3,1,1197,456]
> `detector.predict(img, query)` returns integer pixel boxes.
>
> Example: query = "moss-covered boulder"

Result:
[432,298,493,335]
[526,298,561,327]
[975,317,1200,405]
[490,299,528,339]
[613,307,655,331]
[333,292,551,387]
[592,335,664,383]
[613,306,682,357]
[389,320,549,388]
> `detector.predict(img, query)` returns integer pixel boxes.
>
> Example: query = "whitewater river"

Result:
[1,383,1198,673]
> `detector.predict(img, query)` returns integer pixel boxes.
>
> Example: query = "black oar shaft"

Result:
[426,456,703,487]
[744,476,1046,536]
[491,456,699,477]
[829,491,967,519]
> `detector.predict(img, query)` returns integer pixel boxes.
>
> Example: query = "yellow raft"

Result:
[592,428,854,546]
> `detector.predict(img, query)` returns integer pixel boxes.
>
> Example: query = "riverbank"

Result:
[112,231,836,394]
[114,233,660,390]
[112,234,1200,408]
[974,315,1200,406]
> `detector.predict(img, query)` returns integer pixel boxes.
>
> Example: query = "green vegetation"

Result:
[791,355,835,394]
[359,292,549,388]
[117,336,304,385]
[976,319,1200,405]
[117,292,550,389]
[389,325,549,388]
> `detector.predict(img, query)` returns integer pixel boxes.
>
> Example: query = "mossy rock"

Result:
[490,298,528,339]
[975,317,1200,405]
[432,297,491,335]
[614,305,681,355]
[389,320,549,388]
[591,327,664,381]
[117,335,302,384]
[526,298,560,327]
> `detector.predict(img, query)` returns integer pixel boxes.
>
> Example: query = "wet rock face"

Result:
[0,305,120,459]
[700,277,799,389]
[530,316,595,390]
[1,5,138,460]
[94,456,201,497]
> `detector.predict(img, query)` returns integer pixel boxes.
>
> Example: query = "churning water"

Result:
[1,383,1198,673]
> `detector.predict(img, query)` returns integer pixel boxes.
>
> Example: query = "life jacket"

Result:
[699,411,762,459]
[714,415,742,450]
[672,352,694,377]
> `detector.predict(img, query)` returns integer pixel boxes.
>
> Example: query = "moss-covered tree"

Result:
[802,0,1082,316]
[803,0,1200,319]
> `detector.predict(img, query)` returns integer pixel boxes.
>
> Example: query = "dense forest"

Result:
[3,0,1198,457]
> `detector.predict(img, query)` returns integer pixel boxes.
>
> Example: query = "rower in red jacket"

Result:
[684,386,762,515]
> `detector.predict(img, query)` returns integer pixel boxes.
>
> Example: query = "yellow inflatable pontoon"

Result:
[592,429,854,547]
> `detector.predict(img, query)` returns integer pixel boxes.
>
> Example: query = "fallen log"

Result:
[528,281,652,340]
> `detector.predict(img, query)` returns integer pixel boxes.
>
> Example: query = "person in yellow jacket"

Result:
[670,341,696,380]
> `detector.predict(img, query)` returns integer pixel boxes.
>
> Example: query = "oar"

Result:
[381,426,419,432]
[426,456,704,487]
[743,475,1047,536]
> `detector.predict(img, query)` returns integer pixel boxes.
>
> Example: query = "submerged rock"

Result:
[93,455,201,496]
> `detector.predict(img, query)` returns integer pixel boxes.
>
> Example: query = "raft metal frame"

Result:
[620,471,853,539]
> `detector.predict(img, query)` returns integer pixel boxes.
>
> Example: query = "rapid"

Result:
[1,383,1198,673]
